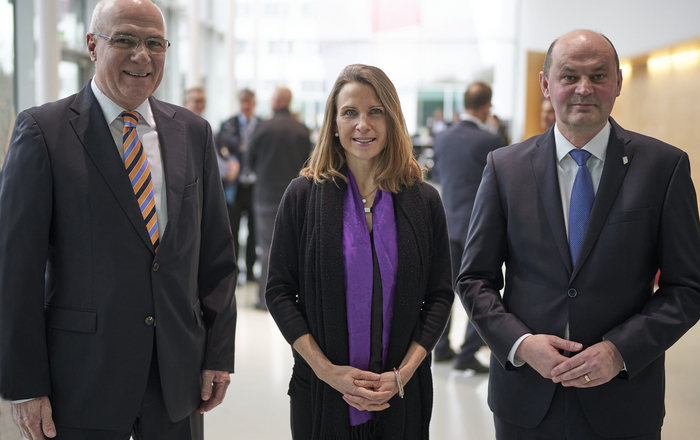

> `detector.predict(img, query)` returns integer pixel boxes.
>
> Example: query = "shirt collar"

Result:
[554,120,610,163]
[91,78,155,128]
[238,114,256,125]
[459,113,490,131]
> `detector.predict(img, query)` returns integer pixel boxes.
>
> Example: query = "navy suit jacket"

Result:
[0,83,238,429]
[432,120,505,245]
[457,119,700,437]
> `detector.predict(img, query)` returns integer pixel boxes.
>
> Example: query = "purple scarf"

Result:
[342,169,398,426]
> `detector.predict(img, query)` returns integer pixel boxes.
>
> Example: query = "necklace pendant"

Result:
[364,207,372,213]
[362,197,367,204]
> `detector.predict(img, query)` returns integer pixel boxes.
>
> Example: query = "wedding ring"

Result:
[584,374,591,383]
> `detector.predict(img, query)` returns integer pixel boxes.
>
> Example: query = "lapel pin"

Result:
[622,156,628,165]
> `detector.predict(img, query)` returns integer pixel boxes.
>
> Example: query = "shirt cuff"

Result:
[508,333,532,367]
[11,398,37,404]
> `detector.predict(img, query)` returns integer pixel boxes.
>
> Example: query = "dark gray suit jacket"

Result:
[0,82,238,429]
[248,108,311,209]
[433,119,505,246]
[457,119,700,437]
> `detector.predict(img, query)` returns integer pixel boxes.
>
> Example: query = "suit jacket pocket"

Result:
[607,207,650,225]
[182,179,199,199]
[45,304,97,333]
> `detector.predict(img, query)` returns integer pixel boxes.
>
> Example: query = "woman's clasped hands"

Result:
[323,365,399,412]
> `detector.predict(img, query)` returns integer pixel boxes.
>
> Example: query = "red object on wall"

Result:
[372,0,421,33]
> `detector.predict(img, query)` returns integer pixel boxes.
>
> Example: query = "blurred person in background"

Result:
[432,81,505,373]
[184,86,241,226]
[183,86,206,117]
[249,86,311,310]
[541,97,556,130]
[216,89,260,283]
[428,108,448,138]
[265,64,453,439]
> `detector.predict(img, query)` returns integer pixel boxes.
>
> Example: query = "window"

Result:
[0,0,15,167]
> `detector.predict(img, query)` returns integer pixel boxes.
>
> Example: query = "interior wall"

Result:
[512,0,700,143]
[523,51,546,141]
[612,39,700,204]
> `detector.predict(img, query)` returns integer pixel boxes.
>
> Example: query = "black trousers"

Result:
[227,183,257,280]
[435,240,486,361]
[254,202,278,309]
[53,347,202,440]
[494,386,661,440]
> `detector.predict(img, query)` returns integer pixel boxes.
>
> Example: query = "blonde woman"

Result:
[266,64,453,439]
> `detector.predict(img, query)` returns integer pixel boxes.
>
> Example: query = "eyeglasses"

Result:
[92,33,171,54]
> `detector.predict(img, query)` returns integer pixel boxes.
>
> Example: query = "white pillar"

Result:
[15,0,35,111]
[187,0,201,88]
[226,0,238,114]
[35,0,60,104]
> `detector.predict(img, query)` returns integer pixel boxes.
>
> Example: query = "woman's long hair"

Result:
[300,64,422,193]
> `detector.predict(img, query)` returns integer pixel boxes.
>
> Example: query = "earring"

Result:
[334,132,339,137]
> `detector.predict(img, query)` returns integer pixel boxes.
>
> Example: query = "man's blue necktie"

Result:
[569,149,594,266]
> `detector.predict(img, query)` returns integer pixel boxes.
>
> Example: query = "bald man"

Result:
[248,87,311,310]
[457,29,700,439]
[183,87,207,117]
[0,1,237,438]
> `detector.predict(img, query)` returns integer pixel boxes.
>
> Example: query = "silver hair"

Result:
[89,0,167,36]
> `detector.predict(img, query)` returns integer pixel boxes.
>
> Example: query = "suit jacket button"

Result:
[567,288,578,298]
[145,316,155,326]
[152,263,159,271]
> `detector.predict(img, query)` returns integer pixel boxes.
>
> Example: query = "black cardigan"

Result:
[266,174,454,439]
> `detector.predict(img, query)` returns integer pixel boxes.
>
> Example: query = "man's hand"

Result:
[199,370,231,413]
[226,160,240,182]
[550,340,624,388]
[12,396,56,439]
[515,334,583,379]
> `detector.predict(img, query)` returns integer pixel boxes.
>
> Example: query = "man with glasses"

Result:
[0,1,238,439]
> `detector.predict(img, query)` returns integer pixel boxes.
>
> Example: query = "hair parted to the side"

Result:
[300,64,423,193]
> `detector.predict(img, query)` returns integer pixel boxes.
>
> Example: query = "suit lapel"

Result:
[69,84,154,252]
[531,129,572,274]
[150,97,186,251]
[572,119,632,278]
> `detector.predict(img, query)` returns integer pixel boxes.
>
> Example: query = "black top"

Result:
[266,174,454,439]
[369,231,384,374]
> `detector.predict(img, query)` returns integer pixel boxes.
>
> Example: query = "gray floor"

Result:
[2,282,699,439]
[210,282,700,440]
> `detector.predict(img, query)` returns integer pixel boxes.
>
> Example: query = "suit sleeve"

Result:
[604,152,700,378]
[197,122,238,372]
[456,152,532,368]
[0,112,53,399]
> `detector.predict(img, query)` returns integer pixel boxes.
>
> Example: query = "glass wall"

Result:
[0,0,14,167]
[58,0,96,98]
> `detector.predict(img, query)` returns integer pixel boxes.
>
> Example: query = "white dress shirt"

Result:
[459,113,491,131]
[91,79,168,237]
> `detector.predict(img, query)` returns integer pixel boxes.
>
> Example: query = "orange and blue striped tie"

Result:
[122,111,160,252]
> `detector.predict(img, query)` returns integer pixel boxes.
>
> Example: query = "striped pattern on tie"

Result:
[122,111,160,252]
